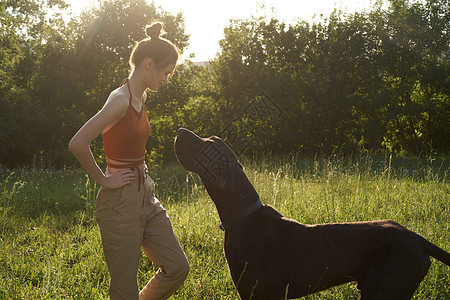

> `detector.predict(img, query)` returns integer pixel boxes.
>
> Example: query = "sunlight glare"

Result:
[65,0,374,61]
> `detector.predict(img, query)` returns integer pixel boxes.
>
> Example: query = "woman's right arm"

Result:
[68,93,136,189]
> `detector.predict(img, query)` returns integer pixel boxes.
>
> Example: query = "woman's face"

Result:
[147,62,175,91]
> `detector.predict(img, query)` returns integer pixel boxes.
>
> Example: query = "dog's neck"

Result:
[202,178,260,226]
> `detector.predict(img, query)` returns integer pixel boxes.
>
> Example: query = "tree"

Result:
[0,0,189,167]
[208,0,449,156]
[0,0,70,166]
[372,0,450,153]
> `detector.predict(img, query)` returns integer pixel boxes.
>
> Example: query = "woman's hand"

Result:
[102,169,136,189]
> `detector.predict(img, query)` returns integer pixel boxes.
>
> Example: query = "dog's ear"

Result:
[225,160,259,201]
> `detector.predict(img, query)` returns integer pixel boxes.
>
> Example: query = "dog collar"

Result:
[219,199,263,231]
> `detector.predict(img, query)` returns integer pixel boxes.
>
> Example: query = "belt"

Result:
[107,158,146,191]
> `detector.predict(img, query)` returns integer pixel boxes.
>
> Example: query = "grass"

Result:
[0,153,449,299]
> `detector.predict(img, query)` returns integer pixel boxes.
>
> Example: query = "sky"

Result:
[65,0,375,62]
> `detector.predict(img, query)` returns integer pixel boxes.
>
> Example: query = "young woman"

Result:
[69,21,189,300]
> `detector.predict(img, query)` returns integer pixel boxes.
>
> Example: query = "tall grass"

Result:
[0,154,448,299]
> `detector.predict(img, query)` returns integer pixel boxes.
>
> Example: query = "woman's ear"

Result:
[144,58,154,71]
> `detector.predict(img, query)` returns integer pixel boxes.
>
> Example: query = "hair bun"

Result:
[145,21,165,39]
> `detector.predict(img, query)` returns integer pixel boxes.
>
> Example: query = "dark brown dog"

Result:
[174,128,450,300]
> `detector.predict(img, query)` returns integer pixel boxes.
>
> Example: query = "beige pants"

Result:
[96,166,189,300]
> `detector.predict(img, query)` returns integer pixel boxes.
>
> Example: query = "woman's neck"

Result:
[128,71,148,98]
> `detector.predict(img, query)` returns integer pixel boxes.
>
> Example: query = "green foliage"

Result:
[0,0,449,167]
[0,0,189,167]
[209,0,449,158]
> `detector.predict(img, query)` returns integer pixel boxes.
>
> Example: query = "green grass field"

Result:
[1,154,449,299]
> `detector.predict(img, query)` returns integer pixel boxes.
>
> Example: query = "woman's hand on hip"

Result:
[102,169,136,189]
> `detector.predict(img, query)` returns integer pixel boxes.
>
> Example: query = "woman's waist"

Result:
[106,156,147,173]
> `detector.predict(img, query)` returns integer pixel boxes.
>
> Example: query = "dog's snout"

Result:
[177,127,188,137]
[177,128,202,141]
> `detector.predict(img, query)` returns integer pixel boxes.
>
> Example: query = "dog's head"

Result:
[174,128,258,201]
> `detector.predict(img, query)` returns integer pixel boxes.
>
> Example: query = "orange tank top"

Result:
[102,79,151,185]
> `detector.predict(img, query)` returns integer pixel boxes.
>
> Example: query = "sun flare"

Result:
[65,0,373,61]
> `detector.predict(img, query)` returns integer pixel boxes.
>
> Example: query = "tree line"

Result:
[0,0,448,168]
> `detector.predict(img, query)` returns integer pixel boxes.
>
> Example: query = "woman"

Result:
[69,21,189,300]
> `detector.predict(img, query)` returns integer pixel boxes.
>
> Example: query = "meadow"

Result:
[0,154,449,299]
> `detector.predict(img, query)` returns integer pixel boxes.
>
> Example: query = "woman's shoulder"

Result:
[98,86,132,132]
[104,86,130,111]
